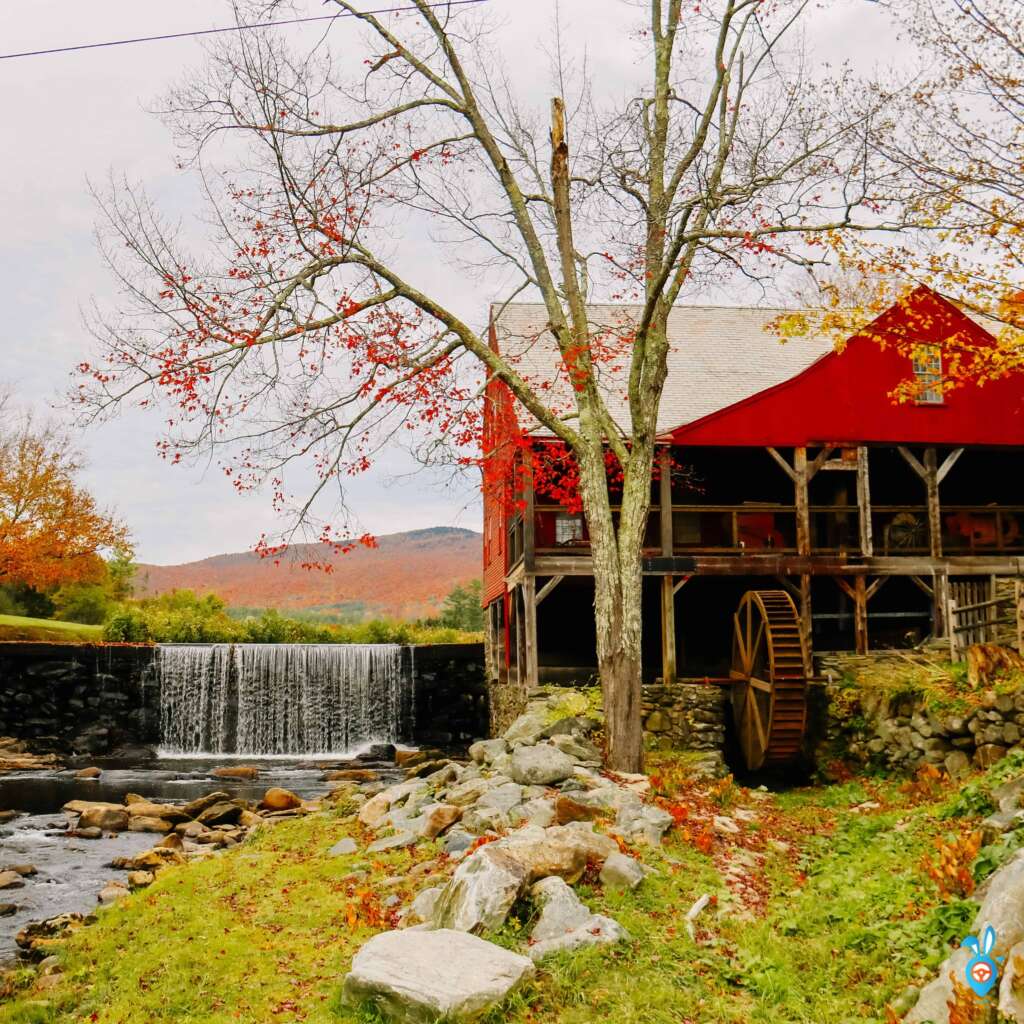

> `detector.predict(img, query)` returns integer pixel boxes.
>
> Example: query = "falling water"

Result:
[156,644,413,756]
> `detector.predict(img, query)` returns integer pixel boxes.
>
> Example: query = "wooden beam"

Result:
[897,445,927,480]
[660,575,677,686]
[865,576,889,602]
[794,447,811,557]
[857,446,874,557]
[659,446,673,556]
[933,569,950,640]
[910,574,935,598]
[937,447,965,485]
[535,575,564,605]
[854,575,869,654]
[834,576,856,601]
[523,456,536,573]
[924,447,942,559]
[799,573,813,675]
[766,446,796,482]
[808,446,838,480]
[522,576,538,690]
[672,575,692,596]
[774,575,801,600]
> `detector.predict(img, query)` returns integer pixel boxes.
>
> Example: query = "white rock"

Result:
[615,803,673,845]
[528,914,630,961]
[510,745,576,786]
[328,837,358,857]
[599,851,646,890]
[503,711,549,746]
[432,846,529,933]
[529,876,592,941]
[468,739,509,765]
[343,928,534,1022]
[403,886,444,928]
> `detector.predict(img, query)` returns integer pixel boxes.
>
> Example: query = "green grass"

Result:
[0,615,104,643]
[0,768,985,1024]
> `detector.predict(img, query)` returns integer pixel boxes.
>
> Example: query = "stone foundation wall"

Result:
[0,643,159,755]
[411,644,488,749]
[814,652,1024,774]
[641,682,729,752]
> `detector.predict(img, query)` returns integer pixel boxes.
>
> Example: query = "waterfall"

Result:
[156,644,413,756]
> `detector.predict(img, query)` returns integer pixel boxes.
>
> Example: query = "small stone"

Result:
[74,767,102,779]
[0,903,16,917]
[0,871,24,890]
[403,886,443,927]
[944,750,971,779]
[468,739,509,765]
[366,831,418,854]
[419,803,462,840]
[182,792,231,819]
[599,851,646,890]
[196,802,242,827]
[2,865,37,877]
[529,876,592,940]
[976,744,1009,769]
[127,802,189,823]
[259,788,302,812]
[323,769,378,783]
[210,766,260,780]
[97,882,129,905]
[713,815,741,836]
[68,827,102,840]
[328,837,359,857]
[127,871,155,889]
[128,817,173,834]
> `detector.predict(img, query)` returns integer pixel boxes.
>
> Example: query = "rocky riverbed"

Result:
[0,750,404,962]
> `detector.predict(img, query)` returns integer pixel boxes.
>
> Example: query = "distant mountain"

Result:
[135,527,482,621]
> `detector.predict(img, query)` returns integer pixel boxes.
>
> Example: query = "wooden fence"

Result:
[947,578,1024,659]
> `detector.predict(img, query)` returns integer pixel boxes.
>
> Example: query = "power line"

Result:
[0,1,490,62]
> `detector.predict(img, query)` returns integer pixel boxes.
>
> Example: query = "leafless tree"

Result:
[82,0,908,770]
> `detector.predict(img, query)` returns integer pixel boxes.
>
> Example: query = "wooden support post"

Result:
[924,447,942,559]
[658,446,676,684]
[800,573,813,674]
[523,576,538,690]
[795,447,811,557]
[857,446,873,557]
[535,575,563,605]
[934,569,950,641]
[854,576,868,654]
[523,458,536,573]
[513,587,524,689]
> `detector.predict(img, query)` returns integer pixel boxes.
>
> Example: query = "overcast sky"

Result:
[0,0,898,564]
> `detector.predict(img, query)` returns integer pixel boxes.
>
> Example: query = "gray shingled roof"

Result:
[490,302,837,437]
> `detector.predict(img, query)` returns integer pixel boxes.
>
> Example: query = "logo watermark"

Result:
[963,925,1003,999]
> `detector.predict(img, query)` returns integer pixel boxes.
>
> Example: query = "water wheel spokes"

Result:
[730,589,809,772]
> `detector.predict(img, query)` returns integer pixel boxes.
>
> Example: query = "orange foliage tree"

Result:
[0,420,131,593]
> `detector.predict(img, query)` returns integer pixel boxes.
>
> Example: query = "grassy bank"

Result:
[0,758,983,1024]
[0,615,103,644]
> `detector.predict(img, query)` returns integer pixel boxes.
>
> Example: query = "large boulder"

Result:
[196,802,242,827]
[502,711,549,746]
[432,847,529,933]
[78,806,129,832]
[343,928,534,1023]
[211,765,260,780]
[494,823,617,884]
[510,745,575,786]
[529,877,591,941]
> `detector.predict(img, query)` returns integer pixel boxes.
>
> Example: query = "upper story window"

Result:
[555,513,585,546]
[912,345,944,405]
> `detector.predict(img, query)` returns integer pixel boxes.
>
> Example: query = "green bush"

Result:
[52,582,113,625]
[102,589,481,645]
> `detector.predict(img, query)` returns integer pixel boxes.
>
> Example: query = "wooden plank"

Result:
[672,575,692,596]
[659,447,673,556]
[854,575,869,654]
[897,445,927,480]
[535,575,564,606]
[767,446,796,481]
[937,447,965,485]
[523,576,538,690]
[808,446,838,479]
[795,447,811,557]
[660,575,676,686]
[934,569,950,641]
[865,576,889,602]
[924,448,943,559]
[857,446,874,557]
[910,574,935,598]
[799,573,813,676]
[523,456,536,573]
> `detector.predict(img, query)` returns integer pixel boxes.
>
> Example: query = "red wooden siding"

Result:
[670,288,1024,448]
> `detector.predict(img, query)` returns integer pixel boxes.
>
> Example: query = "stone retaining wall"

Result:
[813,651,1024,775]
[0,643,159,755]
[642,682,729,753]
[410,644,488,749]
[0,641,489,756]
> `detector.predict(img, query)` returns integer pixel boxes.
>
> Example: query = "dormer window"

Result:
[912,345,944,405]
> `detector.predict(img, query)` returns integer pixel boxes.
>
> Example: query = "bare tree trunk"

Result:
[576,433,653,774]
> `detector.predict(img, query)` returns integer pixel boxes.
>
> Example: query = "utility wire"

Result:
[0,0,490,62]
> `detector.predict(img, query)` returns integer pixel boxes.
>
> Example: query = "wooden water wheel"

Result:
[730,590,809,771]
